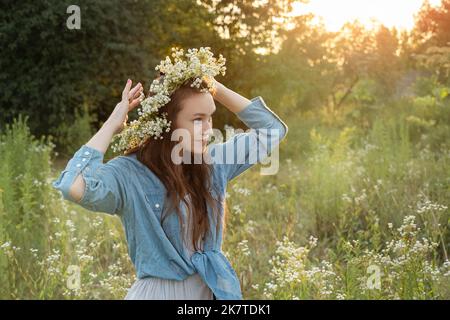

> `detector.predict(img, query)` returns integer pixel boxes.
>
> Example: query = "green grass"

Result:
[0,93,449,299]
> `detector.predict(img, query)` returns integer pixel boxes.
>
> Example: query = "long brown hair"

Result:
[126,74,225,251]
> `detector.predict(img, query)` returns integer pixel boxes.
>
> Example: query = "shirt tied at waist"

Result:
[190,249,243,300]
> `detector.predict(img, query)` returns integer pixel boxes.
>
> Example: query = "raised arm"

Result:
[210,81,288,181]
[52,79,143,214]
[212,80,252,114]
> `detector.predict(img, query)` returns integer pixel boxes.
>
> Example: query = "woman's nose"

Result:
[203,123,213,137]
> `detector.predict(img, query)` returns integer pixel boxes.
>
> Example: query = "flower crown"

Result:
[111,47,227,154]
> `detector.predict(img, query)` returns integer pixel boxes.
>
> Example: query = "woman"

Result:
[52,75,288,300]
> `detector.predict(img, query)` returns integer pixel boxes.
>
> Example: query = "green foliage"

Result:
[400,75,450,151]
[0,0,294,143]
[262,215,448,299]
[0,117,134,298]
[221,83,449,299]
[349,78,378,107]
[1,0,449,300]
[0,115,56,296]
[0,0,168,137]
[1,80,449,298]
[54,105,96,158]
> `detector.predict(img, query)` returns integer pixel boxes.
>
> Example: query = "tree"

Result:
[412,0,450,84]
[0,0,162,137]
[329,21,377,108]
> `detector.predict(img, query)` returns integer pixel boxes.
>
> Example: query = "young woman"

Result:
[52,76,288,300]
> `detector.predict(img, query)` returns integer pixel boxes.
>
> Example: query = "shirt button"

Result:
[76,163,81,167]
[84,151,90,155]
[82,158,87,162]
[155,203,160,208]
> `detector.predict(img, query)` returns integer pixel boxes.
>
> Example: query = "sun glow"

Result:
[290,0,442,32]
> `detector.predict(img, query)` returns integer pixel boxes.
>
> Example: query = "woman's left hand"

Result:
[210,77,225,99]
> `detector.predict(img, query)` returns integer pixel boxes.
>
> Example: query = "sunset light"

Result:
[290,0,443,31]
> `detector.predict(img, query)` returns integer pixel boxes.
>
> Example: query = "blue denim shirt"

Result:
[52,96,288,300]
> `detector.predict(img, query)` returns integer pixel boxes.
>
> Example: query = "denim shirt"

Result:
[52,96,288,300]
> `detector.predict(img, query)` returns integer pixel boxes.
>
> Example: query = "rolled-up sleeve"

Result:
[211,96,288,181]
[52,144,126,215]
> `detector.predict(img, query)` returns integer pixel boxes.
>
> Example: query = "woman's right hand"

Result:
[73,80,142,202]
[106,79,143,135]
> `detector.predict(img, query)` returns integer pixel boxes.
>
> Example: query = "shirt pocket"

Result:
[144,190,165,220]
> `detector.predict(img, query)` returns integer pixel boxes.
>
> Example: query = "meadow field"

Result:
[1,0,449,300]
[1,85,448,299]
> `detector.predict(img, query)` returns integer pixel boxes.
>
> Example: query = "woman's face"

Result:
[175,92,216,155]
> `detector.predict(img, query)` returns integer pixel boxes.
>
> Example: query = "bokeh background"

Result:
[0,0,449,299]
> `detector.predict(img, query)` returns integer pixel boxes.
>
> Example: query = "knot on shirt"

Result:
[190,249,242,300]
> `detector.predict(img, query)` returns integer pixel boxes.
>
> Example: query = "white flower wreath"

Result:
[111,47,226,154]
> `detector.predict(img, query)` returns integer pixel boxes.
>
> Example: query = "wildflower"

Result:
[232,205,242,215]
[308,235,318,248]
[79,254,94,263]
[232,184,252,196]
[415,195,448,214]
[0,241,11,250]
[237,240,251,257]
[65,219,76,232]
[341,193,352,203]
[244,220,256,234]
[92,216,103,228]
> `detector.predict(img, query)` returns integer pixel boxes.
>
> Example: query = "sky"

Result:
[290,0,443,31]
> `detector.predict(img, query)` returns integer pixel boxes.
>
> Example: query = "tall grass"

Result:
[0,88,448,299]
[0,116,134,299]
[222,92,449,299]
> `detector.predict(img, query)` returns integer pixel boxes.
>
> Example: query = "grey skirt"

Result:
[124,273,215,300]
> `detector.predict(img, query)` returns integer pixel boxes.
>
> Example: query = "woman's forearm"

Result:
[69,121,117,202]
[85,120,118,155]
[213,81,252,114]
[64,79,142,203]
